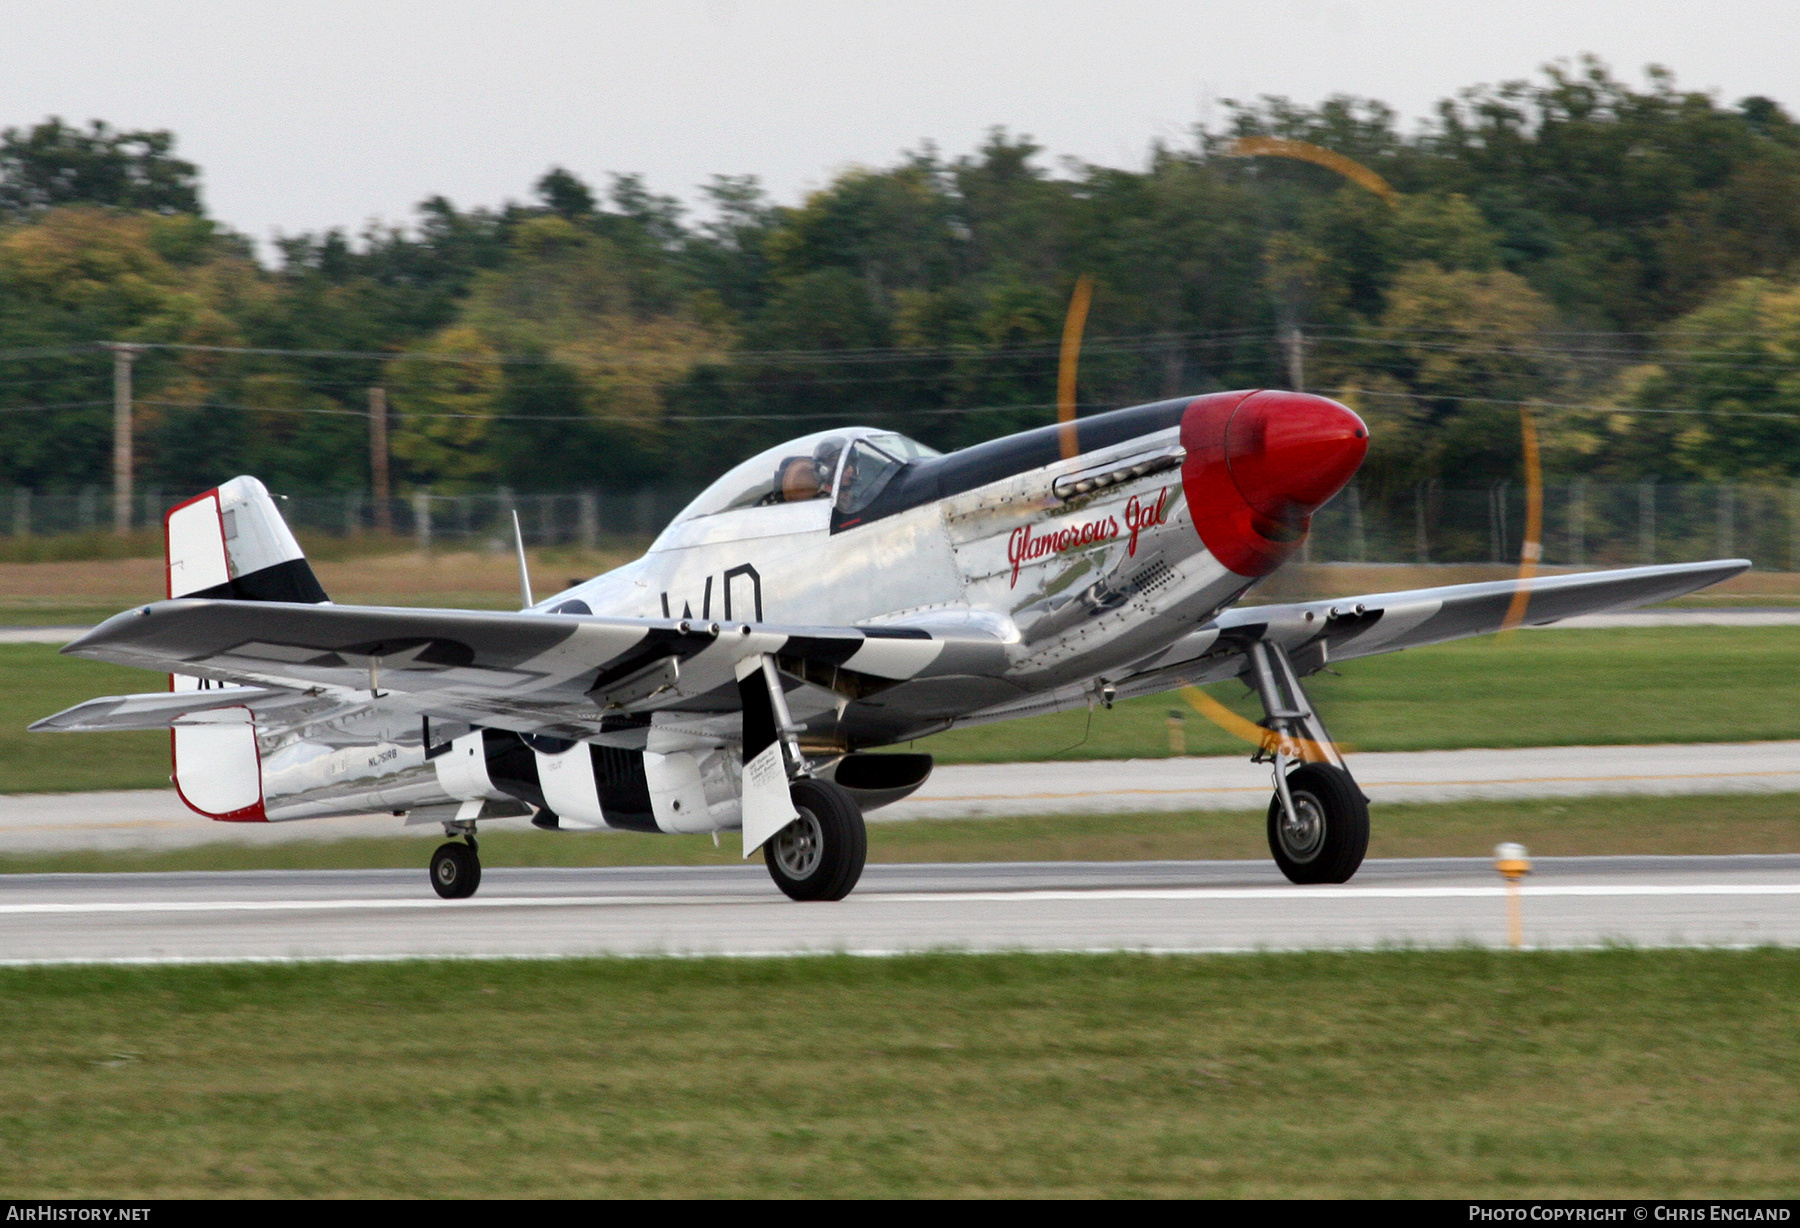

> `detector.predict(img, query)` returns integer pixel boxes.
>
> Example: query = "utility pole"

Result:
[1282,326,1306,393]
[368,386,391,534]
[109,343,141,535]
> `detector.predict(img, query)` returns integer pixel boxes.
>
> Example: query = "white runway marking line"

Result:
[924,768,1800,804]
[884,884,1800,902]
[4,882,1800,916]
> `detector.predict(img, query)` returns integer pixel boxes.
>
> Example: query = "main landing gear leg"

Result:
[1244,640,1369,885]
[751,655,867,902]
[430,820,482,899]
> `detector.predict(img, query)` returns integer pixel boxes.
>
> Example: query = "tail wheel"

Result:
[764,778,867,902]
[1267,762,1369,885]
[430,841,481,899]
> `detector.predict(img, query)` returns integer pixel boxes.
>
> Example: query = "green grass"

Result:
[8,626,1800,793]
[2,792,1794,875]
[919,625,1800,762]
[0,950,1795,1197]
[1,645,171,792]
[0,607,124,627]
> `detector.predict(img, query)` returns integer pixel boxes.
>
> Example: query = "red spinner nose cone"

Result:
[1225,390,1368,523]
[1180,390,1369,576]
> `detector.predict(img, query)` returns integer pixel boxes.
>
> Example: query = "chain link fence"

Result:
[5,481,1800,568]
[0,487,703,549]
[1306,482,1800,569]
[279,489,705,548]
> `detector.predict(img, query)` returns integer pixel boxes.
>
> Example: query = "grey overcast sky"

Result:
[2,1,1795,249]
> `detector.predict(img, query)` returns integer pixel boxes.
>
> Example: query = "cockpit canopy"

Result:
[669,427,941,525]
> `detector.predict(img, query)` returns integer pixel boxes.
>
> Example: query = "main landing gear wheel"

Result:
[764,778,867,902]
[1267,763,1369,885]
[430,839,481,899]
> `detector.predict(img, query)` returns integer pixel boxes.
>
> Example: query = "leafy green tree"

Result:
[1328,261,1563,491]
[386,326,504,489]
[1612,277,1800,480]
[1424,58,1800,329]
[0,207,215,487]
[681,174,779,320]
[389,217,725,490]
[0,118,200,215]
[461,217,723,418]
[536,167,596,219]
[16,61,1800,501]
[767,160,958,298]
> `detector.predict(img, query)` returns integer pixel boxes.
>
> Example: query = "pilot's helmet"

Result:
[812,436,848,489]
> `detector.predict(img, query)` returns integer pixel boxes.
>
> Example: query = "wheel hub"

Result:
[771,808,824,880]
[1276,789,1327,862]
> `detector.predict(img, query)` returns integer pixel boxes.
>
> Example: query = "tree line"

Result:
[6,56,1800,508]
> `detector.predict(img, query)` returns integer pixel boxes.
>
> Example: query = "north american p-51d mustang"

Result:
[35,390,1746,900]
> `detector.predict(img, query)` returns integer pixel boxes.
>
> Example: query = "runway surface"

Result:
[5,741,1796,851]
[2,855,1795,962]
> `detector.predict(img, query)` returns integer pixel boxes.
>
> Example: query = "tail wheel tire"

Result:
[764,778,867,902]
[1267,762,1369,885]
[430,841,482,899]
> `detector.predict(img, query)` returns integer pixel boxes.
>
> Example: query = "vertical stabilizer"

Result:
[164,476,324,821]
[166,476,328,603]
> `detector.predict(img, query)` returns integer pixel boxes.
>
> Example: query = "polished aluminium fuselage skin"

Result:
[559,420,1238,740]
[250,391,1352,829]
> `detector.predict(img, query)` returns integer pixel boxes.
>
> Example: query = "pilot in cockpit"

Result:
[769,436,846,503]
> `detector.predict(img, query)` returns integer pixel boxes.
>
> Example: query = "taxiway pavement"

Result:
[885,741,1800,819]
[1,855,1794,962]
[4,740,1796,852]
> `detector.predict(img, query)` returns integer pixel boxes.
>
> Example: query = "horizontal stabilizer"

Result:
[30,684,307,732]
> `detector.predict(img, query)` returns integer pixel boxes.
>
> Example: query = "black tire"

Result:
[430,841,481,899]
[1266,762,1369,885]
[763,778,867,902]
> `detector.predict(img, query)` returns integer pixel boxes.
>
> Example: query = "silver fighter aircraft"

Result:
[35,390,1747,900]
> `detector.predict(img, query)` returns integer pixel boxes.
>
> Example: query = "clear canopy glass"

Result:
[671,427,941,524]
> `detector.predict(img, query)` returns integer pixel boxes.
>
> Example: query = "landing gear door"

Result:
[735,655,797,855]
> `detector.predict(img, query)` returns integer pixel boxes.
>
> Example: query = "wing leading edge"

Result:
[1115,559,1751,699]
[44,599,1012,740]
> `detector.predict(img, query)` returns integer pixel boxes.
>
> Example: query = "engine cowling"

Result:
[1180,390,1368,576]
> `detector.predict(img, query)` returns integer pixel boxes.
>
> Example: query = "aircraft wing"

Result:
[49,599,1012,740]
[1116,559,1751,698]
